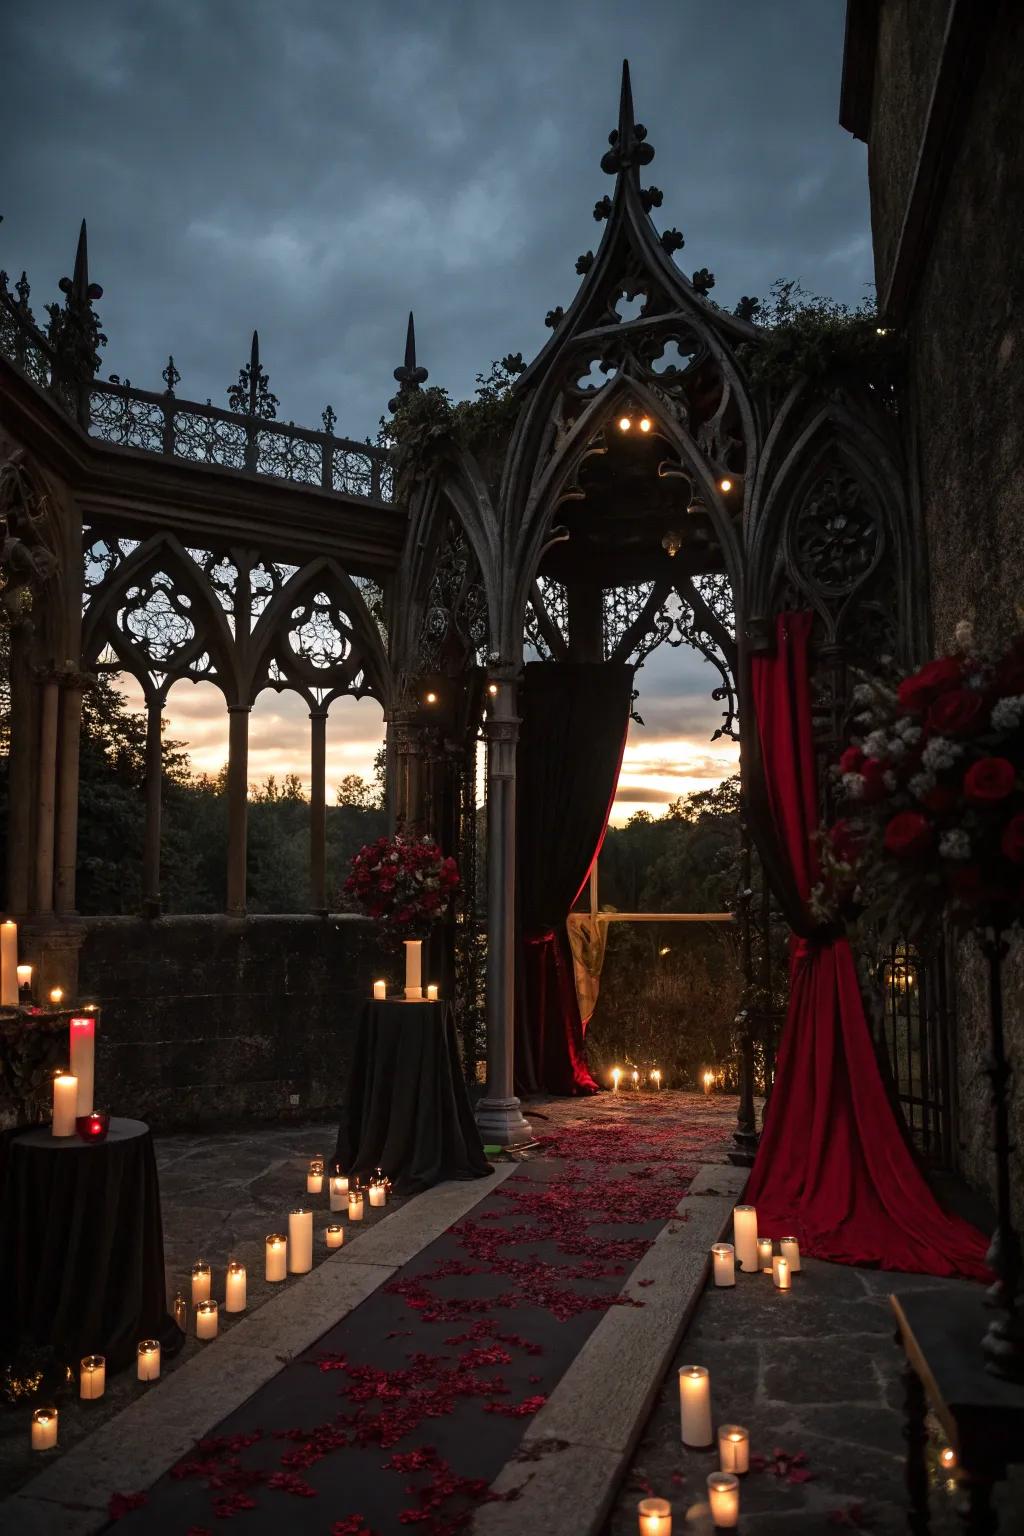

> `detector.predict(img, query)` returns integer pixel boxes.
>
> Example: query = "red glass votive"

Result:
[76,1112,110,1143]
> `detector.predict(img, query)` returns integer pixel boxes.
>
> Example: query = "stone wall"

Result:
[78,914,386,1129]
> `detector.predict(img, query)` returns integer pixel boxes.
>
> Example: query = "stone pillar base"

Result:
[475,1096,533,1148]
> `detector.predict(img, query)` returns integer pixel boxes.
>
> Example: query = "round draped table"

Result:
[335,1000,491,1194]
[0,1116,179,1373]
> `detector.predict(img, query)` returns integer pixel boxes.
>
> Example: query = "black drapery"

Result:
[516,661,635,1094]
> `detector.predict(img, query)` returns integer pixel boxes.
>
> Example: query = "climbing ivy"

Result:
[734,279,904,400]
[382,354,526,489]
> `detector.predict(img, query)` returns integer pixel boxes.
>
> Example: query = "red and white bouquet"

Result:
[344,834,460,939]
[820,623,1024,937]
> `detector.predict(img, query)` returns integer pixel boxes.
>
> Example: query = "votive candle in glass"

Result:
[758,1236,774,1273]
[330,1173,349,1210]
[732,1205,758,1273]
[637,1496,672,1535]
[711,1243,735,1287]
[307,1157,325,1194]
[426,983,439,1001]
[138,1339,161,1381]
[718,1424,749,1474]
[326,1224,344,1249]
[773,1255,791,1290]
[288,1208,313,1272]
[16,964,32,998]
[780,1236,801,1273]
[225,1260,247,1313]
[348,1190,365,1222]
[31,1407,57,1451]
[266,1233,287,1282]
[373,979,387,1000]
[196,1300,218,1340]
[191,1260,211,1305]
[678,1365,712,1448]
[173,1291,187,1332]
[49,986,64,1006]
[79,1355,105,1400]
[707,1472,739,1528]
[52,1071,78,1137]
[369,1182,387,1207]
[75,1111,110,1142]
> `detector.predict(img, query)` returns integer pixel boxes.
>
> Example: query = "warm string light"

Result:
[719,477,732,492]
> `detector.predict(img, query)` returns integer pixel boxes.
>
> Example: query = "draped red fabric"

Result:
[745,612,989,1279]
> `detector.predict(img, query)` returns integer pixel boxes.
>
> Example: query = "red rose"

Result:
[883,812,934,859]
[839,746,865,775]
[920,784,958,815]
[926,689,986,737]
[1002,813,1024,863]
[829,819,861,865]
[898,657,963,715]
[964,756,1016,804]
[860,758,888,804]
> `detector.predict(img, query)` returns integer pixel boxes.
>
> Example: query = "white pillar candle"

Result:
[0,920,18,1007]
[307,1157,324,1194]
[732,1206,758,1273]
[195,1300,218,1339]
[678,1365,712,1448]
[426,983,439,1001]
[49,986,64,1006]
[707,1472,739,1528]
[79,1355,105,1400]
[718,1425,749,1474]
[288,1208,313,1272]
[69,1015,96,1117]
[631,1069,640,1090]
[17,964,32,995]
[373,979,387,1000]
[52,1072,78,1137]
[637,1496,672,1535]
[330,1173,349,1210]
[711,1243,736,1287]
[266,1233,287,1282]
[780,1236,801,1273]
[31,1408,57,1451]
[758,1237,774,1273]
[137,1340,161,1381]
[651,1069,662,1089]
[191,1261,211,1305]
[225,1261,247,1313]
[773,1255,791,1290]
[325,1223,344,1249]
[369,1182,387,1207]
[348,1190,365,1222]
[612,1067,622,1092]
[404,938,422,999]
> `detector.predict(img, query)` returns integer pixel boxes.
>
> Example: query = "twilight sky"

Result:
[3,0,870,821]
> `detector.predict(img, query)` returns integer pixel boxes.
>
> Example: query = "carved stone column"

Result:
[475,671,532,1148]
[5,626,36,913]
[309,707,328,914]
[34,673,61,914]
[388,707,426,833]
[54,667,89,914]
[141,692,164,918]
[226,703,251,917]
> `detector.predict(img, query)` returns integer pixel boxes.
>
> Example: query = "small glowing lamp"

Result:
[487,683,498,696]
[618,416,632,432]
[639,416,652,432]
[702,1069,715,1094]
[612,1067,622,1091]
[425,690,438,704]
[940,1447,957,1470]
[719,477,733,492]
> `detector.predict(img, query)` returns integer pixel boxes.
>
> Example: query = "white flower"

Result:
[939,829,971,860]
[954,619,975,652]
[851,683,875,707]
[992,695,1024,731]
[908,771,936,800]
[842,772,866,800]
[895,717,922,744]
[887,738,907,761]
[863,730,889,759]
[883,770,898,791]
[921,736,962,772]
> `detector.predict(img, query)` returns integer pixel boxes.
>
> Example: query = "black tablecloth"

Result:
[335,1001,491,1194]
[0,1117,179,1373]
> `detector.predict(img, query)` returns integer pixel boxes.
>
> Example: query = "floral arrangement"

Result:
[344,834,460,939]
[816,623,1024,938]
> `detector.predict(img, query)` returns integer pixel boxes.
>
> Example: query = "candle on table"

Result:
[637,1496,672,1535]
[758,1236,774,1273]
[195,1300,218,1340]
[325,1224,344,1249]
[69,1015,96,1116]
[173,1291,187,1332]
[369,1182,386,1207]
[137,1340,161,1381]
[373,979,387,1000]
[426,983,438,1001]
[780,1236,801,1273]
[404,938,423,999]
[52,1072,78,1137]
[678,1365,712,1448]
[31,1408,57,1451]
[330,1173,349,1210]
[307,1157,324,1194]
[348,1190,365,1222]
[76,1112,110,1142]
[191,1261,211,1305]
[718,1425,749,1474]
[266,1233,287,1282]
[711,1243,736,1287]
[17,964,32,998]
[706,1472,739,1528]
[732,1205,758,1273]
[0,920,18,1007]
[49,986,64,1006]
[773,1255,791,1290]
[225,1261,247,1313]
[288,1208,313,1273]
[79,1355,105,1400]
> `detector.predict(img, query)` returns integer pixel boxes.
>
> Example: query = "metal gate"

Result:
[877,941,957,1167]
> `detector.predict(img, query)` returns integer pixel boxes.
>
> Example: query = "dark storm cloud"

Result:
[2,0,868,441]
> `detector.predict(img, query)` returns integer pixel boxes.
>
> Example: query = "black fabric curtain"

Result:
[515,661,635,1094]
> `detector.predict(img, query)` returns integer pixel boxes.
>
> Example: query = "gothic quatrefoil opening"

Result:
[287,591,353,671]
[120,572,196,664]
[575,357,619,393]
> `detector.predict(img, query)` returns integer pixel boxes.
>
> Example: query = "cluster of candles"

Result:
[635,1208,803,1529]
[0,918,72,1007]
[611,1066,664,1091]
[49,1008,102,1135]
[372,979,439,1002]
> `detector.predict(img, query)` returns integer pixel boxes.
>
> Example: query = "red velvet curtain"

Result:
[745,612,989,1278]
[516,662,634,1095]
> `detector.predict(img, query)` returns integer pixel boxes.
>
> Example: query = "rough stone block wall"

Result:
[78,914,385,1129]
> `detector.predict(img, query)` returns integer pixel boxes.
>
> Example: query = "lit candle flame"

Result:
[612,1067,622,1092]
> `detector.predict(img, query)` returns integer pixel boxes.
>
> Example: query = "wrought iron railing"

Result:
[877,940,955,1166]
